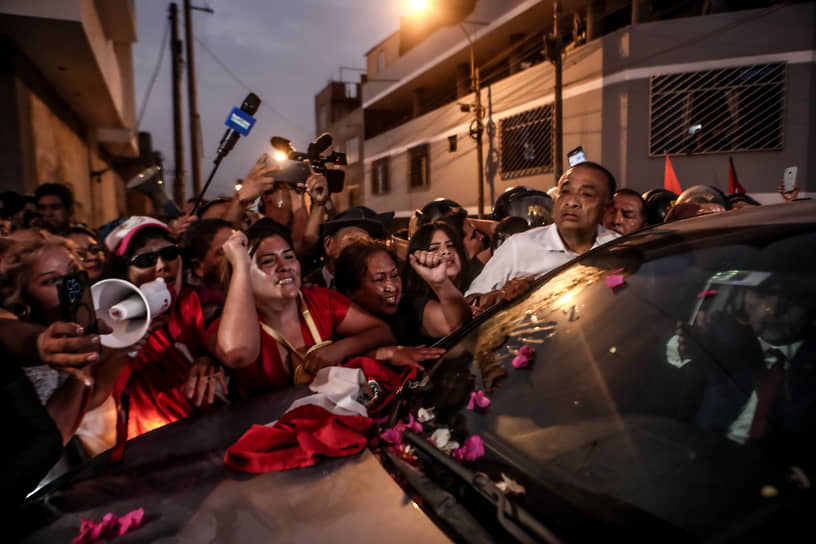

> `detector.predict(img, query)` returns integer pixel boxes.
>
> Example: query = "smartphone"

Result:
[567,145,587,167]
[783,166,798,192]
[57,270,98,333]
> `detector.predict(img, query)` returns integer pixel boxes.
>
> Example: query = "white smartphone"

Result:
[783,166,798,192]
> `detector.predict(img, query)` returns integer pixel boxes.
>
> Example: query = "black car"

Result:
[18,202,816,542]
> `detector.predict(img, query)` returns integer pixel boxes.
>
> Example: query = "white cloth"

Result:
[266,366,369,426]
[465,224,619,296]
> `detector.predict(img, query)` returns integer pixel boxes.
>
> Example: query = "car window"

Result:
[402,225,816,536]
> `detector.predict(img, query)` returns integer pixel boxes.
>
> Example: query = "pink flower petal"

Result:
[406,414,423,433]
[73,508,145,544]
[474,391,491,408]
[452,435,485,461]
[605,274,626,289]
[511,354,528,369]
[468,390,491,410]
[696,289,718,299]
[380,427,403,445]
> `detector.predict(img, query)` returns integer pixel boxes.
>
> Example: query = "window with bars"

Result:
[408,143,430,189]
[500,105,554,179]
[371,157,390,195]
[649,63,785,156]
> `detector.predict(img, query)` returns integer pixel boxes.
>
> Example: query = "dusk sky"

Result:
[132,0,404,200]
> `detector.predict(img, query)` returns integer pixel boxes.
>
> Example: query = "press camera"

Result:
[267,133,346,193]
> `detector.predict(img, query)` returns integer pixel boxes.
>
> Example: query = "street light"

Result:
[410,2,487,217]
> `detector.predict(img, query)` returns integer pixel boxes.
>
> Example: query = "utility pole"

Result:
[184,0,203,199]
[461,23,486,218]
[169,3,185,205]
[551,0,564,180]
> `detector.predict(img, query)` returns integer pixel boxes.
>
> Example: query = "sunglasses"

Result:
[129,245,180,269]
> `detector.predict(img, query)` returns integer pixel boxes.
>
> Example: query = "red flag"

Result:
[728,156,746,194]
[664,155,682,194]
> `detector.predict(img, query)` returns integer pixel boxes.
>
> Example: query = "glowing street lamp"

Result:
[410,0,486,216]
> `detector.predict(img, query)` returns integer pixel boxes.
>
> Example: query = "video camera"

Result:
[267,132,347,193]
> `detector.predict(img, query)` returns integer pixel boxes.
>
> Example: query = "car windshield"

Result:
[403,222,816,537]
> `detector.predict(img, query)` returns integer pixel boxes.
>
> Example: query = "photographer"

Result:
[227,154,334,256]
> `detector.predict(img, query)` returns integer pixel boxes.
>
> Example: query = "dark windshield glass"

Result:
[405,223,816,537]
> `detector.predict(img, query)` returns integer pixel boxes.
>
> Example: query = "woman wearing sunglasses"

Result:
[104,217,226,439]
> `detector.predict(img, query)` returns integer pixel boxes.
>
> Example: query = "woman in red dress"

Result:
[105,217,225,439]
[210,218,394,397]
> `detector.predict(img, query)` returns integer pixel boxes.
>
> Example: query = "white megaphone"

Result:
[91,277,173,348]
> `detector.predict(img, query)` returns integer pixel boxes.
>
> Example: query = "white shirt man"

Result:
[466,162,620,298]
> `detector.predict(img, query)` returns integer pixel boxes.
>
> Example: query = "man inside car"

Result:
[670,273,816,445]
[465,161,619,308]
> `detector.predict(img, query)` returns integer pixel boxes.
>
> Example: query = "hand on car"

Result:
[184,355,228,406]
[382,345,445,371]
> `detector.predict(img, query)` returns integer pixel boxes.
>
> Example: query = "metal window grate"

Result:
[408,143,430,188]
[499,105,554,179]
[649,63,785,156]
[371,157,390,195]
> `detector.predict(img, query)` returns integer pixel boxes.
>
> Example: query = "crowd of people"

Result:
[0,155,804,505]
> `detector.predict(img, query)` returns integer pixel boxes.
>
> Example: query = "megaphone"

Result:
[126,166,182,219]
[91,278,173,349]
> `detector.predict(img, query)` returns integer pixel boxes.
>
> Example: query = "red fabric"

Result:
[728,157,746,194]
[207,286,351,398]
[224,404,375,473]
[113,287,210,441]
[664,155,683,194]
[224,357,416,473]
[342,356,417,415]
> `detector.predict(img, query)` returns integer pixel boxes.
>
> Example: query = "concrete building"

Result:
[0,0,141,228]
[357,0,815,216]
[314,80,364,212]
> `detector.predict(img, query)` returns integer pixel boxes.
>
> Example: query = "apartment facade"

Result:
[358,0,815,215]
[0,0,140,227]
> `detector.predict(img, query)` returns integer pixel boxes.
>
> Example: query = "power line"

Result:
[137,19,171,128]
[193,35,302,134]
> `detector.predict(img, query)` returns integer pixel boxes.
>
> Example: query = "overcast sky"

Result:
[132,0,403,200]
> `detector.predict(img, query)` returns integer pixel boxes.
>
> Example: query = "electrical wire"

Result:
[194,36,300,133]
[136,19,171,129]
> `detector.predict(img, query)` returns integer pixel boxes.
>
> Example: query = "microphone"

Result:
[215,92,261,162]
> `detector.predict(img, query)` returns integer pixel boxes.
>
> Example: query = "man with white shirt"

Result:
[465,162,619,304]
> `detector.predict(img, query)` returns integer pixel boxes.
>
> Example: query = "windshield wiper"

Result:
[402,429,565,544]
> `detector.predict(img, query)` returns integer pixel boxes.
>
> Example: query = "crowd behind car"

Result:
[0,155,807,509]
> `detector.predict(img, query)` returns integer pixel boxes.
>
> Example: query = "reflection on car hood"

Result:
[20,388,450,543]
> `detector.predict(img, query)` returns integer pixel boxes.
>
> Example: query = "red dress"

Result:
[115,286,209,439]
[207,286,351,398]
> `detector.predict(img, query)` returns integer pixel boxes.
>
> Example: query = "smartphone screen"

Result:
[567,146,587,167]
[57,270,98,333]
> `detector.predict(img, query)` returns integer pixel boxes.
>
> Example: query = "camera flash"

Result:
[273,151,288,162]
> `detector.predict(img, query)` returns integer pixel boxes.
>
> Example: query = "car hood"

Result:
[19,388,450,543]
